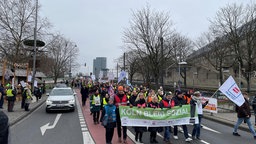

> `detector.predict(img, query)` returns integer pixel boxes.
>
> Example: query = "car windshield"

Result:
[50,89,73,96]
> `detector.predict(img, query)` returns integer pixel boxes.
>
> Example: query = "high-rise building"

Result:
[93,57,107,79]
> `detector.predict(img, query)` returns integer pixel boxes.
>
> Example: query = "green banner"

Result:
[119,105,198,127]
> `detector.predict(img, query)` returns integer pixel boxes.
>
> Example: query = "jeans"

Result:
[174,125,189,138]
[192,114,202,137]
[233,117,256,136]
[164,126,170,140]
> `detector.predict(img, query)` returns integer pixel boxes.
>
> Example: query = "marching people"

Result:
[102,93,110,108]
[233,92,256,139]
[24,84,33,111]
[172,90,192,142]
[80,83,89,106]
[129,90,137,107]
[90,89,102,124]
[159,91,175,144]
[6,84,16,112]
[190,91,208,140]
[147,96,163,143]
[114,85,129,143]
[100,97,117,144]
[133,92,147,143]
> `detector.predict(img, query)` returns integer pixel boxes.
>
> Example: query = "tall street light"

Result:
[178,61,187,89]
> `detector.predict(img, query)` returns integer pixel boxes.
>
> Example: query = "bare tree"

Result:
[45,35,79,83]
[209,2,256,91]
[123,5,175,88]
[0,0,50,65]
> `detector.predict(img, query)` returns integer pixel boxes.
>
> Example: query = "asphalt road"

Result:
[128,118,255,144]
[9,104,83,144]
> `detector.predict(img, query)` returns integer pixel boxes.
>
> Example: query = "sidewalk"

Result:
[2,95,47,126]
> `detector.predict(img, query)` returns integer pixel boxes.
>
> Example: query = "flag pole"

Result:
[210,89,219,98]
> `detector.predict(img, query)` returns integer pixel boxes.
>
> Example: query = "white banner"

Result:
[202,97,218,113]
[219,76,245,106]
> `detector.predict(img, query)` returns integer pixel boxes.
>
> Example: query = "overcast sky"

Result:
[40,0,253,75]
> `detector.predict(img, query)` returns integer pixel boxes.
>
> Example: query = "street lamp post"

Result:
[31,0,39,92]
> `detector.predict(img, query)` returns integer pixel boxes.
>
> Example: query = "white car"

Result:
[46,87,76,112]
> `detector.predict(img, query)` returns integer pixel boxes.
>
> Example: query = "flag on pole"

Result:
[219,76,245,106]
[108,85,115,98]
[118,70,126,83]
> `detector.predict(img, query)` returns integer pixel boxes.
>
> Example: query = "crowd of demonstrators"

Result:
[233,92,256,139]
[80,80,212,144]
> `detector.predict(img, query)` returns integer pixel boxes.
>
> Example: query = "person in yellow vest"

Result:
[24,84,33,111]
[102,93,110,108]
[90,89,101,124]
[6,84,16,112]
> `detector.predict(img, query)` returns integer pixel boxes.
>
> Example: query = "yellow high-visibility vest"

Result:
[6,89,14,97]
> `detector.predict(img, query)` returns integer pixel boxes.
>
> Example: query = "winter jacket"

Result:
[235,98,251,118]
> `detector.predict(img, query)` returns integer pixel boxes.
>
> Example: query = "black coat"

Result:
[235,98,251,118]
[0,111,9,144]
[147,102,163,132]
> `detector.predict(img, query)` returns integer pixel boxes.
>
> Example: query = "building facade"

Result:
[93,57,107,79]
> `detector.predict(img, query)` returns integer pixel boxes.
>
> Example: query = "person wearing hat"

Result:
[159,91,175,143]
[100,97,116,144]
[114,85,129,143]
[190,91,208,140]
[6,83,16,112]
[24,84,33,111]
[172,90,192,142]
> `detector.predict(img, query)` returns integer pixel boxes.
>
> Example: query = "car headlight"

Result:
[69,99,75,103]
[46,100,52,104]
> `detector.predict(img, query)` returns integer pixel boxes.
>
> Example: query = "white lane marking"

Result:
[83,132,95,144]
[75,94,95,144]
[201,124,221,134]
[40,114,62,136]
[127,129,141,144]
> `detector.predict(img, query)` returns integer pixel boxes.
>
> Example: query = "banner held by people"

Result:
[119,105,198,127]
[219,76,245,107]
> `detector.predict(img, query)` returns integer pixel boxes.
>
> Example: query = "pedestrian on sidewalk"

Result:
[251,95,256,126]
[233,92,256,139]
[0,84,5,109]
[114,85,129,144]
[190,91,208,140]
[0,111,9,144]
[6,84,16,112]
[100,97,116,144]
[24,84,33,111]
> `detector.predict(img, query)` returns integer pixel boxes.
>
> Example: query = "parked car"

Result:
[45,87,76,112]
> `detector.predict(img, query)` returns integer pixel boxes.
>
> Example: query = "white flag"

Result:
[219,76,245,106]
[118,70,126,83]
